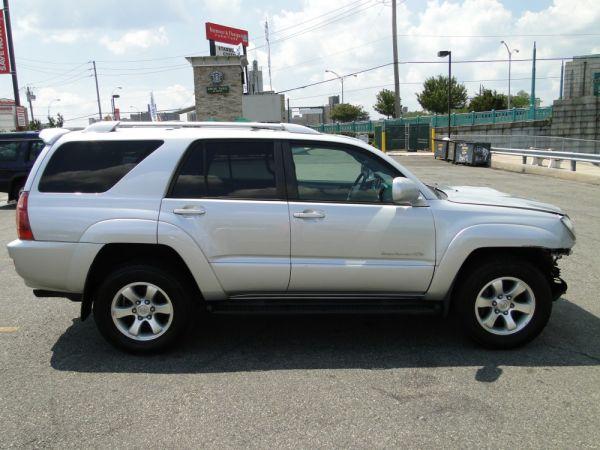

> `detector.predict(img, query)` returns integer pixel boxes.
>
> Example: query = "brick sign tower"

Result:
[188,22,249,121]
[187,55,247,121]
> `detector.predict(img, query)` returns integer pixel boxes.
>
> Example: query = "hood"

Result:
[439,185,564,215]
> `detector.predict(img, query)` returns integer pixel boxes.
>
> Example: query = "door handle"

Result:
[173,206,206,216]
[293,209,326,219]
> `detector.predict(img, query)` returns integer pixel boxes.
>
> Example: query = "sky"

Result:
[2,0,600,126]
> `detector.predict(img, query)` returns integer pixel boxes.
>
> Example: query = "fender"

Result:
[79,218,158,244]
[157,221,226,301]
[424,223,566,300]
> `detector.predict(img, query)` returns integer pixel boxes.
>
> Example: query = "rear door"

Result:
[160,139,291,294]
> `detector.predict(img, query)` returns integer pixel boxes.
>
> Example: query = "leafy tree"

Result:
[511,90,530,108]
[46,113,64,128]
[373,89,397,118]
[416,75,467,114]
[330,103,369,122]
[469,88,507,111]
[27,119,42,131]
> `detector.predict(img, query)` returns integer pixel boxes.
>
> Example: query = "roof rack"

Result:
[83,121,320,135]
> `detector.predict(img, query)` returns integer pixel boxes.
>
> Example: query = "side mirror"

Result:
[392,177,420,205]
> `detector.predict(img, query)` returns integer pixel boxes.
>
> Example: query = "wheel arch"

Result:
[82,243,203,320]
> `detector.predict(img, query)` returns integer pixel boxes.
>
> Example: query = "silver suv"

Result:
[8,121,575,353]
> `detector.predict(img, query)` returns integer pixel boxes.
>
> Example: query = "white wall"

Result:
[242,94,285,122]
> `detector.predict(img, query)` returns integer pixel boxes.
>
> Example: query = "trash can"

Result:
[447,140,462,163]
[454,142,492,166]
[433,139,448,160]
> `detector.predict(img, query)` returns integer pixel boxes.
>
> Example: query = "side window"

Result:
[28,141,45,162]
[291,144,399,203]
[170,141,279,199]
[0,141,20,162]
[38,140,163,193]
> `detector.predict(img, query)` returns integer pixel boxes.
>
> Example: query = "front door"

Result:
[160,139,290,294]
[285,142,436,294]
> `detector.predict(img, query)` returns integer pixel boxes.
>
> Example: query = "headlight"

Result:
[561,215,576,240]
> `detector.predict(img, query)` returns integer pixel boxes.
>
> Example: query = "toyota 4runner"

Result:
[7,121,575,353]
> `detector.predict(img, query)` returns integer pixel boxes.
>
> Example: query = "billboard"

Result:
[0,10,10,74]
[205,22,249,47]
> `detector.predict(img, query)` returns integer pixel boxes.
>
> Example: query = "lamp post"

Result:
[325,69,344,103]
[47,98,60,119]
[111,86,122,118]
[437,50,452,139]
[500,41,519,109]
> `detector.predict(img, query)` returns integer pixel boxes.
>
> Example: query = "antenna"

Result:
[265,18,273,91]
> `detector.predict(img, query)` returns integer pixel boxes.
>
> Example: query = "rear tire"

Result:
[93,264,193,353]
[455,259,552,349]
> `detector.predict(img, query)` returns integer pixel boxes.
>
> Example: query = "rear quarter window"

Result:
[38,140,163,193]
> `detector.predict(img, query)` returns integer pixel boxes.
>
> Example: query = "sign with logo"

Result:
[209,70,224,85]
[0,10,10,74]
[207,70,229,94]
[215,44,241,57]
[205,22,249,47]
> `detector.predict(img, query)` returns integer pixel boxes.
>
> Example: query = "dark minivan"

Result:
[0,132,44,202]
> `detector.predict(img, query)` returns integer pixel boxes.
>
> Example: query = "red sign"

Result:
[205,22,249,47]
[0,10,10,74]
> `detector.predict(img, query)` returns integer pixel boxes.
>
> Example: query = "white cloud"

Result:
[100,27,169,55]
[203,0,241,14]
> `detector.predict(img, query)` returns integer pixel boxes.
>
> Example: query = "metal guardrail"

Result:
[491,147,600,172]
[453,134,600,155]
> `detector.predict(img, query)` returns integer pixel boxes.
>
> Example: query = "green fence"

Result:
[311,106,553,134]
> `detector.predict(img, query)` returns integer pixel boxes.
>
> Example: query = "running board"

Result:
[206,297,442,315]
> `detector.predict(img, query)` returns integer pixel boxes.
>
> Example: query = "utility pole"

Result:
[391,0,401,118]
[92,61,102,120]
[25,86,34,121]
[3,0,19,106]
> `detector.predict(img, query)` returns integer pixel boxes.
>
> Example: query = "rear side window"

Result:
[38,140,163,193]
[0,141,21,162]
[170,141,279,199]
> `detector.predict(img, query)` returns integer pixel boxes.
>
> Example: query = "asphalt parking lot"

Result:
[1,156,599,449]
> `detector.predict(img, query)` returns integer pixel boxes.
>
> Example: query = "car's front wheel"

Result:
[93,264,193,353]
[456,259,552,349]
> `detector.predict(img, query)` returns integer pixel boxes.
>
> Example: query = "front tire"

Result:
[93,264,193,353]
[456,259,552,349]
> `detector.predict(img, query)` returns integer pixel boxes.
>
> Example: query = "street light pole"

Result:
[325,69,343,103]
[111,86,122,118]
[501,41,519,109]
[437,50,452,139]
[391,0,401,118]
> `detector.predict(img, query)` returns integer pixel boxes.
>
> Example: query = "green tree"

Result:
[330,103,369,122]
[416,75,467,114]
[46,113,64,128]
[469,88,507,111]
[373,89,396,118]
[27,119,42,131]
[511,90,530,108]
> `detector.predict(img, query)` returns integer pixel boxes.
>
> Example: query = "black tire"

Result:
[93,263,193,353]
[455,259,552,349]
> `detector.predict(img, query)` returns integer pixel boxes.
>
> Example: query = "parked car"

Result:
[7,122,575,353]
[0,132,44,202]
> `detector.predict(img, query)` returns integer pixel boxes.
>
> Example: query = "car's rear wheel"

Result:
[456,259,552,349]
[93,264,193,353]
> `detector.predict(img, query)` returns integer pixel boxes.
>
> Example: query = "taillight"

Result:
[16,191,34,241]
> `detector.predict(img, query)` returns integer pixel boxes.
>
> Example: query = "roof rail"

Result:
[39,128,72,145]
[83,121,320,135]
